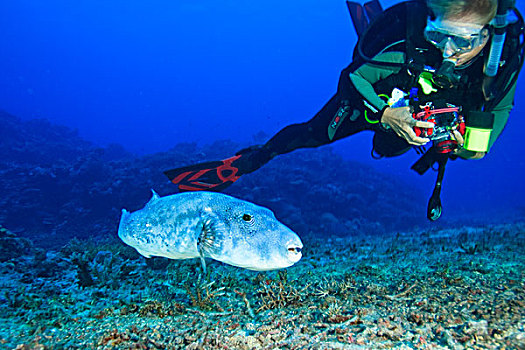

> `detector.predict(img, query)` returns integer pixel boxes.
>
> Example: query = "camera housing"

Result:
[413,103,465,153]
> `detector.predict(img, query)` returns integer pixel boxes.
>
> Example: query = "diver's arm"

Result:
[455,78,518,160]
[349,52,433,145]
[487,78,518,150]
[349,52,405,112]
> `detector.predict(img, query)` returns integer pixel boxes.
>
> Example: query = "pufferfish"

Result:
[118,191,303,271]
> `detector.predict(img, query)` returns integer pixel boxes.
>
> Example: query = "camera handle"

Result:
[427,154,448,221]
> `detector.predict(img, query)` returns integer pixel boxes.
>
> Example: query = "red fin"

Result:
[164,155,243,192]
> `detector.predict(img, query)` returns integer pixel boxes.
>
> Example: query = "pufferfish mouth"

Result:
[287,246,302,253]
[287,245,303,262]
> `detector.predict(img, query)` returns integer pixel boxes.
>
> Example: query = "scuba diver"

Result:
[165,0,524,220]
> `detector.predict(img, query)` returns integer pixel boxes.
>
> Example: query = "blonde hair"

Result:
[427,0,498,24]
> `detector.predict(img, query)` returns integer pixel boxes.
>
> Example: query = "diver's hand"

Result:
[449,129,485,159]
[454,148,486,160]
[450,129,464,146]
[381,106,434,145]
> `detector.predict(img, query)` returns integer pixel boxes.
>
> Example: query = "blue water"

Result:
[0,0,523,224]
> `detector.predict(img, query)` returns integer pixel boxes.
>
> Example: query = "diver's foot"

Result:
[164,156,241,192]
[233,144,274,175]
[164,145,275,192]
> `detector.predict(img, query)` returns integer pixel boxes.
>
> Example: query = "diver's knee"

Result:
[372,131,411,158]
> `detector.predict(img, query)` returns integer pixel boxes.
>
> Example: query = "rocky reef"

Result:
[0,110,425,248]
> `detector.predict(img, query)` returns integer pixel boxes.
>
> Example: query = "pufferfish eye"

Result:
[242,214,253,222]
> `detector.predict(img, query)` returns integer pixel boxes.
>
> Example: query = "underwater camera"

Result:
[413,102,465,153]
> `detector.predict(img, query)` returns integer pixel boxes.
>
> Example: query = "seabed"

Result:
[1,223,524,349]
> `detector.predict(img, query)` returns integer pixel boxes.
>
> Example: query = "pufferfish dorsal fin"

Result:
[146,190,161,207]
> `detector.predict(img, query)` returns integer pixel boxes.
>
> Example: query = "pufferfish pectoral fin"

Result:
[196,214,223,274]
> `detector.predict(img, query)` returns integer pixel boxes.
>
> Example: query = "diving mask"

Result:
[424,19,488,55]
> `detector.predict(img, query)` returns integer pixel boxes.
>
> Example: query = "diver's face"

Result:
[449,39,488,66]
[425,14,490,66]
[446,16,490,66]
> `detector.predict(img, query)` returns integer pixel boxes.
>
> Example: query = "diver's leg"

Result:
[371,130,412,158]
[233,94,369,174]
[264,95,342,153]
